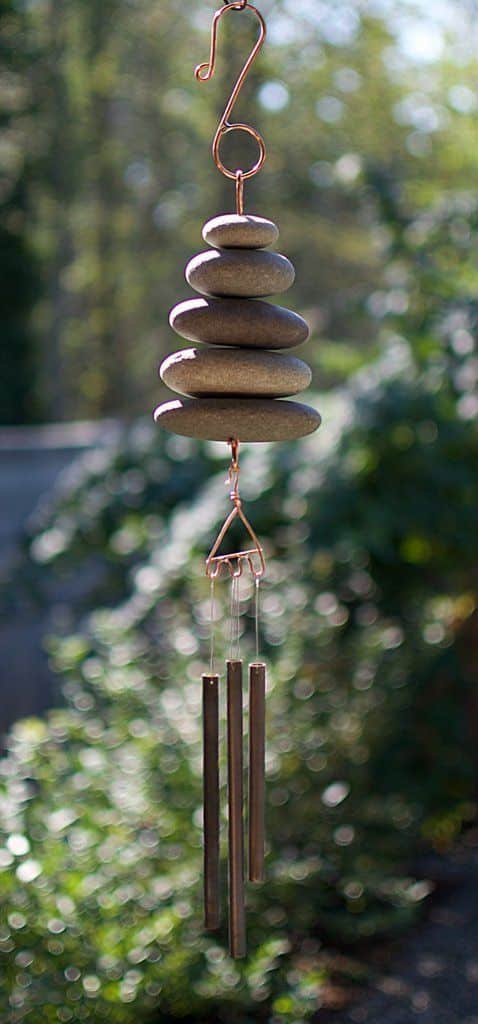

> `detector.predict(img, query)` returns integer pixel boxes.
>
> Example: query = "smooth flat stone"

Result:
[202,214,279,250]
[186,249,295,298]
[169,298,309,349]
[154,397,321,442]
[159,347,312,398]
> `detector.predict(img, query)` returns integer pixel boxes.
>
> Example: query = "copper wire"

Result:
[206,439,266,582]
[195,2,267,211]
[236,171,245,216]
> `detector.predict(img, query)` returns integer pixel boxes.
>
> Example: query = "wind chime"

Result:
[154,0,321,958]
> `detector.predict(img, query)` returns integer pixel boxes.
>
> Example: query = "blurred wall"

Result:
[0,422,116,739]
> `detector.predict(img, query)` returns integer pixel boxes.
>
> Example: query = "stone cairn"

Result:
[154,213,321,443]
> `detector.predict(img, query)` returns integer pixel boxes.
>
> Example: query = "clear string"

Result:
[209,576,215,675]
[229,574,241,662]
[255,577,261,662]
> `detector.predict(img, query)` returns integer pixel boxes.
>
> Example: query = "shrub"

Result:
[0,355,477,1022]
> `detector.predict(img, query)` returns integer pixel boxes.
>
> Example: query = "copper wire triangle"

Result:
[206,503,265,580]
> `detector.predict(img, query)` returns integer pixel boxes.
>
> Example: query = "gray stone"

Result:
[159,347,312,398]
[185,249,295,298]
[169,297,309,349]
[202,214,279,250]
[154,397,321,442]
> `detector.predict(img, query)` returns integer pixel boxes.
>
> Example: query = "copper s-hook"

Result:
[195,1,267,212]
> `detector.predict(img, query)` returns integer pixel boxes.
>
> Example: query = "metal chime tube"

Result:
[227,659,246,958]
[248,661,266,883]
[202,673,220,931]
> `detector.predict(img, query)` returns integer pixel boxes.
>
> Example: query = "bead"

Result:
[169,298,309,350]
[159,347,312,398]
[186,249,295,299]
[154,397,321,442]
[202,214,279,250]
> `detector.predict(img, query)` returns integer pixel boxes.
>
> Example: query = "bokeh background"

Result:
[1,0,478,1020]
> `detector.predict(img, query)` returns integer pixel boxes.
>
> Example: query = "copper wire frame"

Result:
[195,1,267,213]
[206,440,266,581]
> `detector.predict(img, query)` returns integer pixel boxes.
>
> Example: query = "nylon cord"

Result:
[229,574,241,662]
[255,577,261,662]
[209,576,216,675]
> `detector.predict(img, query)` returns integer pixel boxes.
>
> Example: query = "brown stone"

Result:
[169,298,309,349]
[159,347,312,398]
[185,249,295,298]
[153,397,321,442]
[202,214,279,250]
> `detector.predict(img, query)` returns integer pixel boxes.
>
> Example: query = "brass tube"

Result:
[227,659,246,958]
[203,673,220,931]
[248,662,266,883]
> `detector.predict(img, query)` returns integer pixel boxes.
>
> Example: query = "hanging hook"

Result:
[195,1,267,199]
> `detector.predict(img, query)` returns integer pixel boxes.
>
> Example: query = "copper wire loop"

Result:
[195,1,267,194]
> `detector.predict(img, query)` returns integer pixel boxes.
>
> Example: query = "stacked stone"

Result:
[154,214,321,443]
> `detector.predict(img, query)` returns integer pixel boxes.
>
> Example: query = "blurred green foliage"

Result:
[2,0,478,420]
[0,0,39,423]
[1,351,477,1019]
